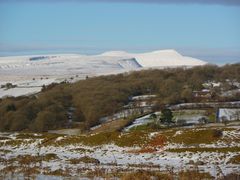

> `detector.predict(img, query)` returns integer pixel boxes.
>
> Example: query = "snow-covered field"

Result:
[0,125,239,179]
[0,50,207,98]
[219,108,240,121]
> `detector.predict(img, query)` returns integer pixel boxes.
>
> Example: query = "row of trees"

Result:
[0,64,239,132]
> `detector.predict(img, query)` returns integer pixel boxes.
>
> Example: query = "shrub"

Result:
[228,155,240,164]
[121,170,172,180]
[69,156,100,164]
[212,130,223,138]
[219,173,240,180]
[178,168,212,179]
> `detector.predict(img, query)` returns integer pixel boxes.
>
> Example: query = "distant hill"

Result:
[100,49,207,67]
[0,49,207,75]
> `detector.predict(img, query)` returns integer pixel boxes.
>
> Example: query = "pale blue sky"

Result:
[0,1,240,64]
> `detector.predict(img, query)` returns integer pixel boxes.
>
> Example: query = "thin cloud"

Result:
[1,0,240,6]
[98,0,240,6]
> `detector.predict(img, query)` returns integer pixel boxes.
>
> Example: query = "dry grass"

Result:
[70,147,94,153]
[69,156,100,164]
[8,153,59,165]
[42,153,59,161]
[168,129,223,145]
[129,134,167,153]
[168,147,240,153]
[43,168,71,177]
[219,173,240,180]
[15,133,45,139]
[90,118,130,134]
[149,134,167,148]
[134,147,157,153]
[178,168,213,180]
[17,155,39,165]
[0,136,11,140]
[228,154,240,164]
[121,169,213,180]
[50,131,148,147]
[0,149,12,154]
[121,170,172,180]
[0,139,26,147]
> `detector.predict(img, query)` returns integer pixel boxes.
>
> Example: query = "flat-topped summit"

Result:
[100,51,132,57]
[100,49,207,67]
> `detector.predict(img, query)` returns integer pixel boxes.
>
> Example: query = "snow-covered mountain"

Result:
[101,49,207,67]
[0,49,207,72]
[0,50,207,97]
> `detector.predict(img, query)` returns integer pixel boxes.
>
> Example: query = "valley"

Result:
[0,54,239,179]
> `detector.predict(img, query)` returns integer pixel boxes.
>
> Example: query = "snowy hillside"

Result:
[0,50,207,98]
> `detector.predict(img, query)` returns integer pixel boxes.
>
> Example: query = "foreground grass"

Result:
[228,154,240,164]
[0,167,215,180]
[167,147,240,153]
[121,168,215,180]
[1,126,238,148]
[1,131,149,147]
[1,125,240,179]
[163,128,224,145]
[69,156,100,164]
[54,131,149,147]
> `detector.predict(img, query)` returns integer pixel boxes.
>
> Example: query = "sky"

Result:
[0,0,240,64]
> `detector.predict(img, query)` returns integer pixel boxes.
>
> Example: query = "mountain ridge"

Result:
[0,49,208,68]
[99,49,207,67]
